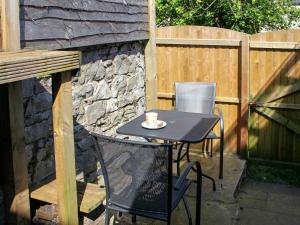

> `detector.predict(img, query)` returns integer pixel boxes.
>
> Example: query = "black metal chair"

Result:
[175,82,225,179]
[91,133,202,225]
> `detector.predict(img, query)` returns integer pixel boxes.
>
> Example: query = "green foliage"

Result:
[156,0,300,34]
[247,160,300,187]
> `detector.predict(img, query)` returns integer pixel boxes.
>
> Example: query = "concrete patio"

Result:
[237,180,300,225]
[89,153,300,225]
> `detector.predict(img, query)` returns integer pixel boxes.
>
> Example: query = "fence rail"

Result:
[156,38,242,47]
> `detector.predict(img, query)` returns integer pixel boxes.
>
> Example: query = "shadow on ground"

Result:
[93,153,300,225]
[92,153,246,225]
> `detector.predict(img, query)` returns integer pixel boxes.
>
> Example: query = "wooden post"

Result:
[0,83,31,225]
[52,71,79,225]
[239,36,250,156]
[0,0,31,224]
[145,0,157,110]
[1,0,20,51]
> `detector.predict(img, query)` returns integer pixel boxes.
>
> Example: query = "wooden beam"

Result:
[157,92,241,104]
[52,71,79,225]
[239,36,250,156]
[264,81,300,103]
[157,92,175,99]
[215,97,241,104]
[255,102,300,110]
[0,50,79,84]
[0,83,31,225]
[1,0,20,51]
[145,0,157,110]
[156,38,242,47]
[255,107,300,136]
[0,0,31,224]
[250,41,300,50]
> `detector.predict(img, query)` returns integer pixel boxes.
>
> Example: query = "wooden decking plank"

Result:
[0,55,78,70]
[0,65,79,84]
[30,180,106,214]
[0,62,78,78]
[0,50,79,65]
[0,50,80,84]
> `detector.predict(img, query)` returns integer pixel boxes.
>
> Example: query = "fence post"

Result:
[145,0,157,110]
[239,35,250,156]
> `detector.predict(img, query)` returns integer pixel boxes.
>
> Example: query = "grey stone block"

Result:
[23,41,146,185]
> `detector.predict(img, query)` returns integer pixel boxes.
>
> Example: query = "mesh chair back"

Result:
[92,134,173,215]
[175,82,216,114]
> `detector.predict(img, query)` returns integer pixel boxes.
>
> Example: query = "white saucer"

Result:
[141,120,167,129]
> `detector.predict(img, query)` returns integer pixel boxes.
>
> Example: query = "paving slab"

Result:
[237,208,300,225]
[266,193,300,217]
[236,180,300,225]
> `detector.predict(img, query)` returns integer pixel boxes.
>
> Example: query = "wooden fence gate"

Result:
[249,30,300,162]
[155,26,300,162]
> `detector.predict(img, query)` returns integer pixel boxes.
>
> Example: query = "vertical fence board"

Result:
[240,36,250,156]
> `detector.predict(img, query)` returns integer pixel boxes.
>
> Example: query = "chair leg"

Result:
[195,162,202,225]
[188,143,201,173]
[219,136,224,179]
[202,140,206,154]
[105,208,110,225]
[131,215,136,223]
[186,141,216,191]
[205,139,210,156]
[210,139,213,157]
[186,143,191,162]
[167,215,171,225]
[176,142,185,175]
[183,197,192,225]
[202,173,216,191]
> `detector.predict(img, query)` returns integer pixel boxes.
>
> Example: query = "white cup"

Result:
[146,112,158,127]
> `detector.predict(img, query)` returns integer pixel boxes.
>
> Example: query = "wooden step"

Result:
[30,180,106,214]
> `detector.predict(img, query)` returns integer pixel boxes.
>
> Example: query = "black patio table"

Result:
[117,109,221,189]
[117,110,219,143]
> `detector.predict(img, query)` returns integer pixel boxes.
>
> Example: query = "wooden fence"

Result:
[155,26,300,163]
[249,30,300,162]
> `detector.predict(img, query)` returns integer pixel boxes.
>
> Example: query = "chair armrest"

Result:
[174,161,202,190]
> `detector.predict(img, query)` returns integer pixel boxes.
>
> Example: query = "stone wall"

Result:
[23,41,146,186]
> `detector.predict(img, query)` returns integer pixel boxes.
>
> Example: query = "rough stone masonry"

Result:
[0,41,146,224]
[22,41,146,187]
